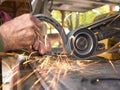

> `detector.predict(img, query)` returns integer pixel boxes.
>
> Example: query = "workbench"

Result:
[12,56,120,90]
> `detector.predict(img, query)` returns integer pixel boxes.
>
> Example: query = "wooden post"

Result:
[61,10,65,28]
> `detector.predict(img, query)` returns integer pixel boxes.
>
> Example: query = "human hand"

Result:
[33,35,51,54]
[0,14,51,54]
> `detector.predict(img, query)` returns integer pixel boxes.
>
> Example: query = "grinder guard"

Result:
[65,28,98,59]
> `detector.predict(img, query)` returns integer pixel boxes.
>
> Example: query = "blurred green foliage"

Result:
[51,5,110,31]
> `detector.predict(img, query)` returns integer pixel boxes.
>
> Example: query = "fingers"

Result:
[33,38,46,54]
[32,15,43,28]
[33,35,51,55]
[33,39,40,50]
[31,16,51,54]
[44,35,51,52]
[39,41,46,54]
[20,14,48,54]
[11,13,50,53]
[20,14,51,54]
